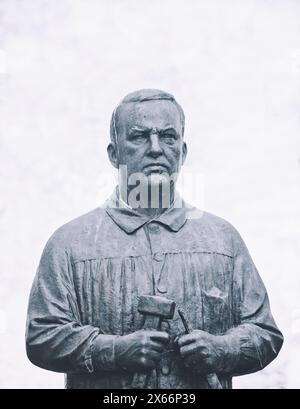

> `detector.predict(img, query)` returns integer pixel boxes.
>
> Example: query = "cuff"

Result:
[218,331,241,374]
[90,334,119,372]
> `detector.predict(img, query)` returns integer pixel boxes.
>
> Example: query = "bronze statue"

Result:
[26,89,283,388]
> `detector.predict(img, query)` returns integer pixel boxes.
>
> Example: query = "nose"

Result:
[148,133,163,157]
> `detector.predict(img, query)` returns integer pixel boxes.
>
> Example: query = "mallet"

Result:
[131,295,176,389]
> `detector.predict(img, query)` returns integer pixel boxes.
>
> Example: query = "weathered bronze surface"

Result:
[26,89,283,389]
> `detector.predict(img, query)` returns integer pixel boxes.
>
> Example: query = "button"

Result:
[153,252,163,261]
[148,223,159,233]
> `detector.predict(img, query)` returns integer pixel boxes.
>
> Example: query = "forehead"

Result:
[117,99,182,132]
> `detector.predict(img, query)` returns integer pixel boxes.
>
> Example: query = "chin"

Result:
[148,172,171,186]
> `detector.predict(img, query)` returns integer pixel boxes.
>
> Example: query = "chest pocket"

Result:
[200,250,234,335]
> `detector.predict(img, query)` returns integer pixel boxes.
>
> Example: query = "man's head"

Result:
[107,89,187,179]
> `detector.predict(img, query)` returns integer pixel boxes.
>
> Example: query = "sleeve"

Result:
[220,226,284,376]
[25,233,119,374]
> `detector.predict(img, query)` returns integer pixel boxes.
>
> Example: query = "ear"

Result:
[181,141,187,166]
[107,143,119,169]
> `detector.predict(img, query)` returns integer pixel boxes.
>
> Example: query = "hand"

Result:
[176,330,228,374]
[114,329,170,372]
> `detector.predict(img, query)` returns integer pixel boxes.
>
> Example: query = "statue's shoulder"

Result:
[185,206,242,255]
[199,210,235,230]
[45,207,107,249]
[186,205,234,232]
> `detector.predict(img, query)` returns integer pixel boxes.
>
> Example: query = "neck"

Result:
[119,183,175,219]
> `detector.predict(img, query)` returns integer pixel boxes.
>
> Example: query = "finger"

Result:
[180,342,207,357]
[148,331,170,344]
[174,332,186,346]
[177,333,198,347]
[137,356,156,370]
[180,342,197,357]
[140,347,161,360]
[149,350,162,364]
[177,330,209,347]
[183,351,209,368]
[149,340,165,352]
[140,351,161,368]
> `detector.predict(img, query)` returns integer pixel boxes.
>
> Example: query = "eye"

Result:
[130,133,147,144]
[160,133,176,144]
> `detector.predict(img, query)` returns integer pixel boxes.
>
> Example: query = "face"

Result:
[108,99,187,184]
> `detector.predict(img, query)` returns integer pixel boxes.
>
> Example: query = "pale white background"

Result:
[0,0,300,388]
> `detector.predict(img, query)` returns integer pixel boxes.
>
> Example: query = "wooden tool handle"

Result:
[131,370,153,389]
[131,315,162,388]
[142,315,162,330]
[206,372,223,389]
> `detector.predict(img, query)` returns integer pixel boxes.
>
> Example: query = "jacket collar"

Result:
[103,187,192,234]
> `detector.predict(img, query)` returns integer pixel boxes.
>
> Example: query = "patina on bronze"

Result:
[25,89,283,389]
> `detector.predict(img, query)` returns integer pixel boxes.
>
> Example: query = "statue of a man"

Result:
[26,89,283,389]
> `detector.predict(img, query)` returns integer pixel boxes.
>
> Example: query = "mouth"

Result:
[143,164,169,173]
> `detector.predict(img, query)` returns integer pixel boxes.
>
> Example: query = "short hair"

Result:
[110,89,185,145]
